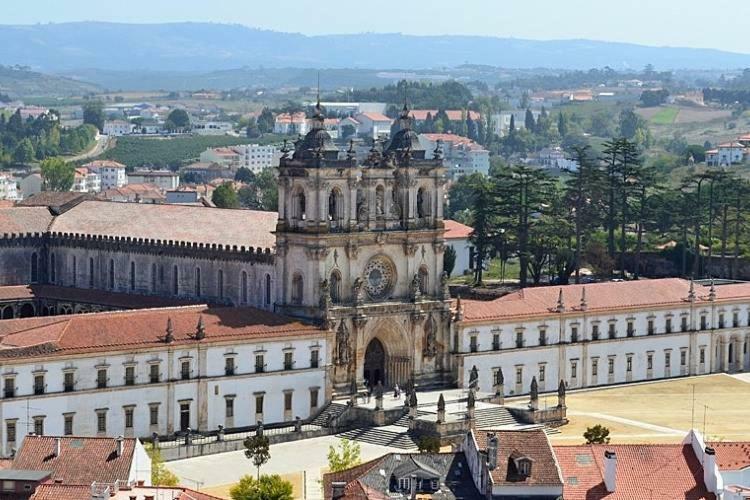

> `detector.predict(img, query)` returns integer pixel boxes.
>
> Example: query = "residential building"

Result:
[103,120,135,137]
[0,175,19,201]
[199,145,279,174]
[192,121,233,136]
[127,170,180,191]
[491,110,541,137]
[72,168,102,193]
[82,161,127,190]
[737,134,750,148]
[179,162,233,183]
[706,142,747,166]
[353,112,392,139]
[444,220,474,277]
[97,183,166,204]
[419,133,490,177]
[31,484,222,500]
[538,146,579,171]
[273,112,308,135]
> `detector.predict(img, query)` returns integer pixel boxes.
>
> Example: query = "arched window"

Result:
[241,271,248,304]
[88,258,95,287]
[330,271,342,304]
[173,265,179,295]
[50,253,56,284]
[151,263,157,292]
[419,266,429,295]
[30,253,38,283]
[265,274,272,307]
[108,259,115,289]
[328,188,343,226]
[217,269,224,299]
[72,256,77,286]
[293,188,306,221]
[291,273,304,305]
[194,267,201,297]
[130,261,136,290]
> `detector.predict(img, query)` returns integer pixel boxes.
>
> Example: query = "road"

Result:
[64,134,115,162]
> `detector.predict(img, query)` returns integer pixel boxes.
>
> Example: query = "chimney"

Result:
[331,481,346,499]
[486,433,498,470]
[54,437,61,458]
[410,473,417,499]
[704,446,718,493]
[115,436,124,457]
[604,451,617,493]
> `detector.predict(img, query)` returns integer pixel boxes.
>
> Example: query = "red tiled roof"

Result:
[13,436,135,485]
[554,444,715,500]
[275,112,306,123]
[410,110,481,121]
[444,220,473,240]
[82,160,126,169]
[709,442,750,470]
[0,207,53,235]
[474,429,562,487]
[97,183,166,201]
[420,133,476,147]
[356,112,391,122]
[322,456,385,499]
[461,278,750,323]
[31,484,224,500]
[30,484,90,500]
[0,305,319,360]
[49,200,277,250]
[0,284,199,309]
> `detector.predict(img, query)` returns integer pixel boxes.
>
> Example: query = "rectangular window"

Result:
[719,314,725,329]
[515,367,523,385]
[733,312,739,328]
[124,408,134,429]
[4,378,15,398]
[97,369,107,389]
[34,417,44,436]
[515,331,524,348]
[225,398,234,418]
[255,395,264,414]
[608,323,616,339]
[284,352,294,371]
[539,329,547,345]
[310,350,319,368]
[492,333,500,350]
[149,364,159,384]
[539,365,546,382]
[470,336,478,352]
[571,327,578,343]
[626,356,632,372]
[627,321,634,337]
[591,324,599,341]
[700,348,706,364]
[97,412,106,433]
[571,361,577,378]
[665,352,671,368]
[681,350,687,366]
[399,478,410,491]
[63,414,73,435]
[666,318,673,333]
[647,354,653,370]
[681,316,688,332]
[125,366,135,386]
[648,319,654,335]
[149,405,159,426]
[181,361,190,380]
[701,315,707,330]
[63,372,74,392]
[255,355,265,373]
[225,357,235,376]
[592,359,598,377]
[608,358,614,375]
[310,389,319,409]
[6,422,15,443]
[34,375,44,395]
[284,392,293,411]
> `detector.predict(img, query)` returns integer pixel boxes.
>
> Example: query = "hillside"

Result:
[0,65,100,97]
[1,22,750,74]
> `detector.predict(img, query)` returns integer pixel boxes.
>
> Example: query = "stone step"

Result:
[337,427,419,450]
[392,410,433,427]
[310,402,349,427]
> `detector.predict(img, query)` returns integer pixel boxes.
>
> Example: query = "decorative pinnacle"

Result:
[688,278,696,302]
[164,318,174,343]
[709,279,716,301]
[195,315,206,340]
[557,289,565,312]
[580,287,587,310]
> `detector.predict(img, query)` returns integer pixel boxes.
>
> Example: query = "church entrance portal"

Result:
[364,339,385,387]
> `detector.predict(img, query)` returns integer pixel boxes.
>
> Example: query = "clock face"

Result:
[363,256,395,300]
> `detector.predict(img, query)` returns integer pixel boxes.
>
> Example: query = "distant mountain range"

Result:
[2,22,750,74]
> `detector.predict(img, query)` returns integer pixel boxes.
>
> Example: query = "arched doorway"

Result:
[19,303,35,318]
[1,307,13,319]
[364,339,386,387]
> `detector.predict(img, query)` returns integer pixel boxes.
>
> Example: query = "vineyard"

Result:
[98,135,271,169]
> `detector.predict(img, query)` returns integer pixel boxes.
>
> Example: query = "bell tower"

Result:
[275,100,452,394]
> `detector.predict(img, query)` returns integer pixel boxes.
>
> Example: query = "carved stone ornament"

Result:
[335,320,352,366]
[423,315,438,358]
[363,256,396,300]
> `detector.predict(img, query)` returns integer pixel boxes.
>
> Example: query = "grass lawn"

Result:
[649,107,680,125]
[544,374,750,444]
[201,472,304,499]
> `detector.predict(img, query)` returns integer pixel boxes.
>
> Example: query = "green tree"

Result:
[83,101,104,132]
[235,167,256,183]
[557,112,568,137]
[524,108,536,133]
[40,157,75,191]
[13,138,35,165]
[166,109,191,130]
[243,433,271,479]
[254,168,278,211]
[443,245,457,276]
[327,438,361,473]
[257,108,275,134]
[230,474,293,500]
[584,424,611,444]
[469,177,497,284]
[341,124,356,140]
[212,182,240,209]
[147,446,179,486]
[417,436,441,453]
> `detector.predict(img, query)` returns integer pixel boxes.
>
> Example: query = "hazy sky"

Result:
[9,0,750,54]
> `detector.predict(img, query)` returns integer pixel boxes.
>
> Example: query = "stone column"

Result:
[492,367,504,405]
[436,394,446,424]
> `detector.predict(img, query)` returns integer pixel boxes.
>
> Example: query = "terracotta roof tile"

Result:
[13,436,135,485]
[444,220,473,240]
[0,207,53,235]
[49,200,277,250]
[356,112,391,122]
[322,456,385,499]
[30,484,91,500]
[0,305,320,360]
[461,278,750,323]
[474,429,562,487]
[82,160,126,169]
[411,110,481,121]
[554,443,715,500]
[708,442,750,470]
[0,284,199,309]
[31,484,224,500]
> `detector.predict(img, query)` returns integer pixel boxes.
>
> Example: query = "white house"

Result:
[706,142,747,166]
[353,112,392,139]
[491,110,541,137]
[103,120,135,137]
[444,220,474,277]
[420,133,490,177]
[200,144,279,174]
[538,146,579,171]
[127,170,180,191]
[455,279,749,397]
[192,121,234,136]
[0,305,328,456]
[0,174,19,201]
[73,168,102,193]
[274,112,308,135]
[83,160,128,190]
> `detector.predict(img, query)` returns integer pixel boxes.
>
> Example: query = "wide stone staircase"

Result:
[337,425,419,450]
[310,402,349,426]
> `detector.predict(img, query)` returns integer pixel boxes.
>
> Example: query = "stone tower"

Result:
[275,101,451,394]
